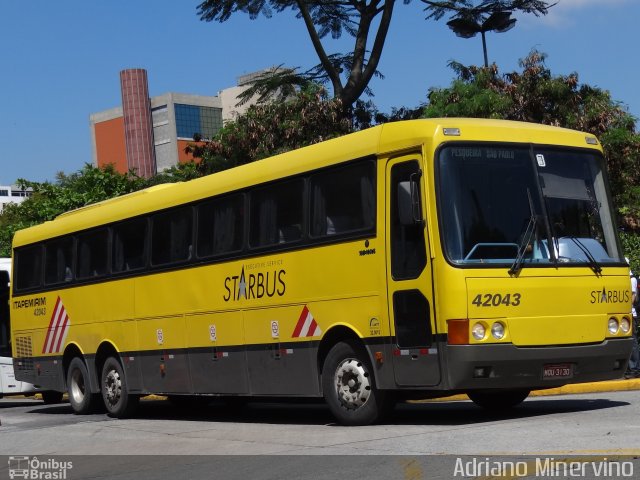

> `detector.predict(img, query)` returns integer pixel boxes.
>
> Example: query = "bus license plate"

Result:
[543,363,573,379]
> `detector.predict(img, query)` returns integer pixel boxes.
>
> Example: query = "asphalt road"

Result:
[1,390,639,479]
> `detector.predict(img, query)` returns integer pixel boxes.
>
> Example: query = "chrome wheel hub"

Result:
[334,358,371,409]
[104,369,122,407]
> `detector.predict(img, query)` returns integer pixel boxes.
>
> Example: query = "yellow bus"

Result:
[10,119,634,425]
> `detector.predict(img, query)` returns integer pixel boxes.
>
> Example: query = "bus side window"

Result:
[197,194,244,258]
[112,218,148,272]
[310,161,375,237]
[391,161,427,280]
[250,179,304,248]
[14,245,43,291]
[77,228,109,279]
[151,206,193,266]
[44,237,74,285]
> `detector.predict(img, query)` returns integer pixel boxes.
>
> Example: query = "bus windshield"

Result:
[438,144,623,267]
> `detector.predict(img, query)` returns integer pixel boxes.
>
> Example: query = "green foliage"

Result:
[423,1,554,21]
[620,231,640,275]
[149,160,205,184]
[189,85,353,171]
[0,164,148,256]
[423,50,640,229]
[423,63,511,118]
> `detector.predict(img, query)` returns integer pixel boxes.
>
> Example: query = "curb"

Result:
[531,378,640,396]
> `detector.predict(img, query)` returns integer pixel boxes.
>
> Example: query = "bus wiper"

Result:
[567,236,602,275]
[509,190,537,276]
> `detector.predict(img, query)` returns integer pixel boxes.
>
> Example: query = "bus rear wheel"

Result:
[322,341,389,426]
[67,357,101,414]
[467,389,530,410]
[101,356,139,418]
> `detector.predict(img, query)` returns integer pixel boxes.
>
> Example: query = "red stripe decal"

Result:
[292,305,309,338]
[53,315,69,353]
[48,303,66,354]
[308,319,318,336]
[42,297,61,353]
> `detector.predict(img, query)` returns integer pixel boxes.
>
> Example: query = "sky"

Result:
[0,0,638,185]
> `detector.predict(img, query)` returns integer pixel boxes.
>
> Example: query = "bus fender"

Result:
[317,325,393,390]
[62,342,99,393]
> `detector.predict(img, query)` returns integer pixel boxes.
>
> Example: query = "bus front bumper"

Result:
[443,338,634,391]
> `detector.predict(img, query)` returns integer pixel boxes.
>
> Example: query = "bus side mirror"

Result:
[398,177,423,226]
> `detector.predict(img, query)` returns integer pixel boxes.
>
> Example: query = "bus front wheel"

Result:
[67,357,101,414]
[467,389,530,410]
[101,356,139,418]
[322,341,389,426]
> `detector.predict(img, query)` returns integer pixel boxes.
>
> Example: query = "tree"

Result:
[423,1,554,21]
[426,1,555,66]
[188,85,354,171]
[423,50,640,230]
[0,161,226,257]
[0,165,148,256]
[197,0,553,111]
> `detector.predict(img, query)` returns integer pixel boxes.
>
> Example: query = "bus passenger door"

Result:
[386,156,440,386]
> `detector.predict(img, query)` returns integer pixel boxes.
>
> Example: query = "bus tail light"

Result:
[447,319,469,345]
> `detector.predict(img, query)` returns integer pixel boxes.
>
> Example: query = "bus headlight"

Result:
[471,322,486,341]
[620,317,631,334]
[491,322,505,340]
[608,317,619,335]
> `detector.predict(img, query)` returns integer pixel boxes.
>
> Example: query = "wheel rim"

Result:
[334,357,371,410]
[69,368,86,405]
[104,367,122,408]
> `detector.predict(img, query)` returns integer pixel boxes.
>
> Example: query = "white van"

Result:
[0,258,36,397]
[0,258,61,402]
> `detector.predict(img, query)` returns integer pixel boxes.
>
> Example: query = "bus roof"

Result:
[12,118,601,247]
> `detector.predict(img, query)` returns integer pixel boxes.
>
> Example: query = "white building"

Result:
[0,185,31,212]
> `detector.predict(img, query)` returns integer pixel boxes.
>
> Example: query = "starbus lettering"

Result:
[590,287,629,304]
[223,266,286,302]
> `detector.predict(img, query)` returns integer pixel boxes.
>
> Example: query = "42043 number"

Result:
[471,293,521,307]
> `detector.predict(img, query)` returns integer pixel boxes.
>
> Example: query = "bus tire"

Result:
[322,341,388,426]
[467,389,530,410]
[41,390,63,404]
[101,356,139,418]
[67,357,100,414]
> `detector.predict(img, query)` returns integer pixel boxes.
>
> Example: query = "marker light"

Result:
[608,317,619,335]
[447,319,469,345]
[443,128,461,136]
[472,322,486,341]
[491,322,505,340]
[585,136,598,145]
[620,317,631,334]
